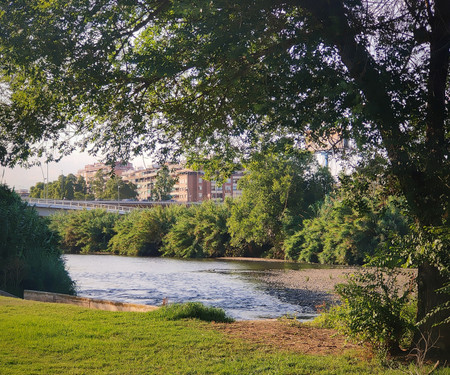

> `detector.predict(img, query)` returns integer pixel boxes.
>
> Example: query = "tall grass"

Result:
[0,184,75,297]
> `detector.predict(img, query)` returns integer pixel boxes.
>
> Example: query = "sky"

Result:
[1,151,150,191]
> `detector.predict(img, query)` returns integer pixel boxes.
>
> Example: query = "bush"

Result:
[286,193,411,265]
[50,209,119,254]
[0,184,75,296]
[326,268,416,354]
[150,302,234,323]
[162,201,232,258]
[109,205,184,256]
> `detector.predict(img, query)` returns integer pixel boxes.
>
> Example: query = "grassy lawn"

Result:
[0,297,447,375]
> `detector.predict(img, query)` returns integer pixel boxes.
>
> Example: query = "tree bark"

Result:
[416,262,450,360]
[299,0,450,360]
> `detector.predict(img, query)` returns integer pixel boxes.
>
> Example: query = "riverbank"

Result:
[1,296,435,374]
[253,266,418,312]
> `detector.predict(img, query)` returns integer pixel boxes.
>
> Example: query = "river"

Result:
[64,254,321,320]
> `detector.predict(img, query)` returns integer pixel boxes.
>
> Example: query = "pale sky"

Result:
[1,151,150,191]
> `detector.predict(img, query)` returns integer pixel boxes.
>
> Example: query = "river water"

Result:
[64,254,319,320]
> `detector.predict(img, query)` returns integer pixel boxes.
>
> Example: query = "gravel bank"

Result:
[254,267,417,312]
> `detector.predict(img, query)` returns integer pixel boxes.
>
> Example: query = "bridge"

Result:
[23,198,182,217]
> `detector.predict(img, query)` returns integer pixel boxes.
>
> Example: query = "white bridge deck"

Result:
[23,198,183,216]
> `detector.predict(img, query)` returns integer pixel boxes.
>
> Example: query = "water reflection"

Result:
[64,254,320,320]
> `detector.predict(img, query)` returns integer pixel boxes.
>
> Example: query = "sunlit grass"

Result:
[0,297,446,374]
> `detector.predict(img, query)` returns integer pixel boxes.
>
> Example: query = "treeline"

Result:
[29,171,137,201]
[30,174,90,200]
[50,151,411,265]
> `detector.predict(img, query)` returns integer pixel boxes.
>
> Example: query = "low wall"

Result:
[24,290,159,312]
[0,290,19,298]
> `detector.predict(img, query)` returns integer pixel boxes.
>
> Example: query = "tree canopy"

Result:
[0,0,448,358]
[90,170,137,200]
[228,146,333,257]
[151,165,177,201]
[30,173,89,200]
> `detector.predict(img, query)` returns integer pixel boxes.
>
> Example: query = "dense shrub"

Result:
[0,184,75,296]
[50,209,119,254]
[285,194,411,265]
[162,201,232,258]
[109,205,184,256]
[150,302,234,322]
[321,268,416,354]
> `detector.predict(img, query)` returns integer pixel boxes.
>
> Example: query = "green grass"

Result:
[152,302,234,323]
[0,297,447,375]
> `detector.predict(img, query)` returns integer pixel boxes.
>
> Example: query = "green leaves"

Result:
[151,165,176,201]
[109,205,182,256]
[0,184,75,296]
[331,268,416,354]
[0,0,353,166]
[50,209,119,254]
[293,180,411,265]
[228,148,333,257]
[162,201,232,258]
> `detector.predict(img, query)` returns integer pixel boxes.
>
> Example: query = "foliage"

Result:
[50,209,119,254]
[103,176,138,201]
[109,205,183,256]
[151,165,177,201]
[29,174,89,200]
[91,170,107,200]
[151,302,234,323]
[328,268,417,354]
[84,170,137,201]
[227,147,333,258]
[0,184,75,296]
[397,224,450,333]
[1,0,449,357]
[285,168,411,265]
[162,201,233,258]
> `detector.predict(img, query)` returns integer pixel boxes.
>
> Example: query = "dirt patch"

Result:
[213,320,370,357]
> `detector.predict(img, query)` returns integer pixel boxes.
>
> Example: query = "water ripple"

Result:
[64,254,318,320]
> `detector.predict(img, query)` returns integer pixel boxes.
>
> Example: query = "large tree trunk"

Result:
[300,0,450,360]
[416,262,450,360]
[414,0,450,360]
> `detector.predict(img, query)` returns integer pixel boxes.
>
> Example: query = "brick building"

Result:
[77,162,134,190]
[122,164,244,203]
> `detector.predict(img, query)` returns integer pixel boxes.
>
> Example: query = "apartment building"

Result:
[77,162,134,189]
[122,164,244,203]
[121,165,159,200]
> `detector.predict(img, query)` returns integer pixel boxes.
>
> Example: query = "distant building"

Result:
[77,162,134,189]
[305,131,354,177]
[122,164,244,203]
[16,188,29,198]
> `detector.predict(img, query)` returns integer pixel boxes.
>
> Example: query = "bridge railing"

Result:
[23,198,135,213]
